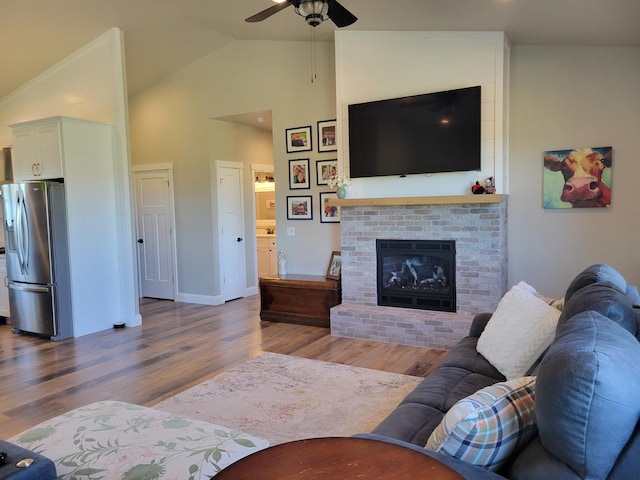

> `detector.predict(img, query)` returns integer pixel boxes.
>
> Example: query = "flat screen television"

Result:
[347,86,481,178]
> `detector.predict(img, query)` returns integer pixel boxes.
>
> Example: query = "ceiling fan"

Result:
[246,0,357,28]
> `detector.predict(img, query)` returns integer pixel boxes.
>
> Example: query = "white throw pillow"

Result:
[426,377,537,471]
[477,284,561,380]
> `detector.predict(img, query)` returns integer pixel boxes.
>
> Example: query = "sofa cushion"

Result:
[477,284,561,380]
[372,337,504,446]
[426,376,537,472]
[373,366,501,446]
[508,435,582,480]
[559,281,637,335]
[564,263,627,301]
[438,337,505,380]
[535,310,640,479]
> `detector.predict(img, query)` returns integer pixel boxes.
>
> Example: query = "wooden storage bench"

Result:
[259,274,341,327]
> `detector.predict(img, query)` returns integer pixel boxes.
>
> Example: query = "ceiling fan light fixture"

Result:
[295,0,329,27]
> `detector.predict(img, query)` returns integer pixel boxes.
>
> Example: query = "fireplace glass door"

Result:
[376,239,456,312]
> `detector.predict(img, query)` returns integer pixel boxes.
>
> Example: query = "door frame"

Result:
[132,163,178,300]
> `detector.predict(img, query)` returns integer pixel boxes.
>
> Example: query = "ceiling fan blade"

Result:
[245,2,292,23]
[327,0,357,27]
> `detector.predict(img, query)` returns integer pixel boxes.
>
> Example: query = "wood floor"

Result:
[0,295,448,439]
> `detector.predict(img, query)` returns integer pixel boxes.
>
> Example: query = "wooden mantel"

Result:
[332,194,506,207]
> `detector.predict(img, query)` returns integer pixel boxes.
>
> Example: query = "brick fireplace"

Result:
[330,196,508,349]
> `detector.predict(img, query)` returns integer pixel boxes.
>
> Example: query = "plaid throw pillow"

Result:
[426,376,537,471]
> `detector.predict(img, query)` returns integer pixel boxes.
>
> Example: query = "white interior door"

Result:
[134,168,176,300]
[216,162,246,301]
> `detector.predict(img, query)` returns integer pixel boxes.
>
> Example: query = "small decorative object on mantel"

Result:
[471,177,495,194]
[327,175,351,199]
[484,177,496,194]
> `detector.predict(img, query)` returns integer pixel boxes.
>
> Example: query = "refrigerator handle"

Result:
[15,192,23,271]
[15,191,29,275]
[8,282,50,294]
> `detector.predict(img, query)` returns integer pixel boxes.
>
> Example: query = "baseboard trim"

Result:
[245,286,258,297]
[176,292,224,306]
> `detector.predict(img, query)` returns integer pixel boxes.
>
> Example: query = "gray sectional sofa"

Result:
[360,264,640,479]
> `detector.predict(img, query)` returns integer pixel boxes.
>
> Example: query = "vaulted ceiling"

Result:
[2,0,639,99]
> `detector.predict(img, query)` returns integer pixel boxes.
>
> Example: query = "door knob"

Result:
[137,239,144,244]
[237,237,243,242]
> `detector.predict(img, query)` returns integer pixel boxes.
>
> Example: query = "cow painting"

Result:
[543,147,612,208]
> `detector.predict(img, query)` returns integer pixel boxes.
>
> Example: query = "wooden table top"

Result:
[259,274,340,288]
[215,437,464,479]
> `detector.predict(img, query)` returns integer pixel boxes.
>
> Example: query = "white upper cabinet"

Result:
[11,119,64,180]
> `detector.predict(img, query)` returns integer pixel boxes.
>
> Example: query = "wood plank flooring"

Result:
[0,295,448,438]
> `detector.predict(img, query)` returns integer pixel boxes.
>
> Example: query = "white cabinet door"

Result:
[36,123,64,178]
[257,237,278,277]
[11,120,63,180]
[269,239,278,275]
[257,237,270,277]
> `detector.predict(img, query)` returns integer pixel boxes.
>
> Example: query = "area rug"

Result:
[153,352,422,445]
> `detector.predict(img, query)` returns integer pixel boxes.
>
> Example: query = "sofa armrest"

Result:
[353,433,506,479]
[469,312,493,338]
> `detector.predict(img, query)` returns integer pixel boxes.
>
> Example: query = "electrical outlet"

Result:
[287,227,295,236]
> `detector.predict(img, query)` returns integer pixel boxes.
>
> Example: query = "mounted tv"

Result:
[348,86,481,178]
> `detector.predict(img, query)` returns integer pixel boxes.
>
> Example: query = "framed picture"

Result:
[286,195,313,220]
[319,192,340,223]
[317,119,337,152]
[326,251,342,280]
[285,125,312,153]
[543,146,612,209]
[289,158,310,189]
[316,159,338,185]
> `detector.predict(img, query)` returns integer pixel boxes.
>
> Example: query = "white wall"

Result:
[0,28,140,330]
[508,46,640,296]
[129,38,640,303]
[335,31,509,197]
[129,40,341,299]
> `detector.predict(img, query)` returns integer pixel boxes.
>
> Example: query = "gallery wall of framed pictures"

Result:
[283,119,341,223]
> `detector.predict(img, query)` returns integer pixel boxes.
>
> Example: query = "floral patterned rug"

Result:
[153,352,423,445]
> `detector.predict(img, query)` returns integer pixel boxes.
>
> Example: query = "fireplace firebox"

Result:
[376,239,456,312]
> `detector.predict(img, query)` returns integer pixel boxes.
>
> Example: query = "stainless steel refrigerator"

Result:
[1,181,72,340]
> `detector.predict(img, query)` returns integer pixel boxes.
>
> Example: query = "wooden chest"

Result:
[259,274,341,327]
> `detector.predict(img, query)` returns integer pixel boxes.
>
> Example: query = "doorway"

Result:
[253,164,277,279]
[133,165,177,300]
